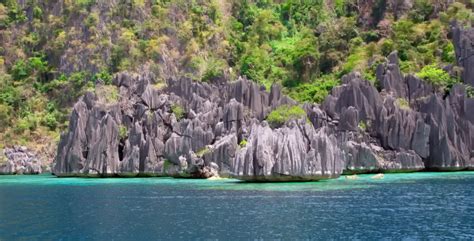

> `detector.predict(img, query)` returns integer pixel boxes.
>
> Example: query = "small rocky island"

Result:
[52,24,474,181]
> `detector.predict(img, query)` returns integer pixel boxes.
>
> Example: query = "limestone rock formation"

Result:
[54,50,474,181]
[53,74,305,179]
[233,120,343,181]
[452,23,474,86]
[0,147,45,175]
[323,51,473,172]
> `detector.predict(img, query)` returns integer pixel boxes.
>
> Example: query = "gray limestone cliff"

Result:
[53,74,304,178]
[0,147,47,175]
[54,50,474,181]
[322,51,473,173]
[233,120,343,181]
[452,23,474,87]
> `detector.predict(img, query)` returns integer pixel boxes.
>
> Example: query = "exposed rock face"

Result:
[54,51,474,180]
[0,147,46,175]
[323,51,474,172]
[53,74,301,179]
[338,132,425,174]
[418,85,474,170]
[452,23,474,86]
[233,120,343,181]
[356,0,454,29]
[357,0,415,28]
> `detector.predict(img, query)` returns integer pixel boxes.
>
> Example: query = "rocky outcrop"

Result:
[54,50,474,181]
[338,132,425,174]
[418,85,474,170]
[356,0,453,29]
[357,0,415,28]
[0,147,47,175]
[53,73,303,179]
[452,23,474,86]
[233,120,343,181]
[323,51,474,172]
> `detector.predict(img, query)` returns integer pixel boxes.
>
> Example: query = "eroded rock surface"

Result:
[54,50,474,181]
[0,147,46,175]
[323,51,474,172]
[234,120,343,181]
[452,23,474,86]
[54,75,301,179]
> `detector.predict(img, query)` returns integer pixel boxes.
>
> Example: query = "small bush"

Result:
[171,104,185,120]
[118,125,128,139]
[163,159,172,170]
[33,6,43,19]
[15,115,37,134]
[466,85,474,98]
[0,103,11,130]
[92,70,113,85]
[266,105,307,128]
[146,111,154,122]
[85,12,99,28]
[362,31,380,43]
[6,4,27,23]
[42,112,58,130]
[239,139,247,147]
[416,64,459,91]
[288,75,340,103]
[381,39,395,56]
[442,42,455,63]
[0,4,8,28]
[440,2,473,27]
[11,60,30,80]
[358,121,367,131]
[202,57,226,82]
[96,85,119,103]
[10,57,49,81]
[75,0,95,9]
[395,98,410,110]
[409,0,434,22]
[153,81,167,90]
[195,147,211,157]
[342,50,364,74]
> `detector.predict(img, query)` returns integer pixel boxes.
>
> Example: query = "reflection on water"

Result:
[0,172,473,240]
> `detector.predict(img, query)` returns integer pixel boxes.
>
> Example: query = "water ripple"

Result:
[0,172,473,240]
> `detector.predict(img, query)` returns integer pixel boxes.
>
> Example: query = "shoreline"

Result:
[2,168,474,182]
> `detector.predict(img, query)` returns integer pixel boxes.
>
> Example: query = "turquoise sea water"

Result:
[0,172,474,240]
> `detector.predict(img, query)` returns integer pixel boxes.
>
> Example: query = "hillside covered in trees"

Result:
[0,0,473,158]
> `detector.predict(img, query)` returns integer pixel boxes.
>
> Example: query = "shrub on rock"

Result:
[266,105,307,128]
[171,104,185,120]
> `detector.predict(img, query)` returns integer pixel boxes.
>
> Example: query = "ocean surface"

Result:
[0,172,473,240]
